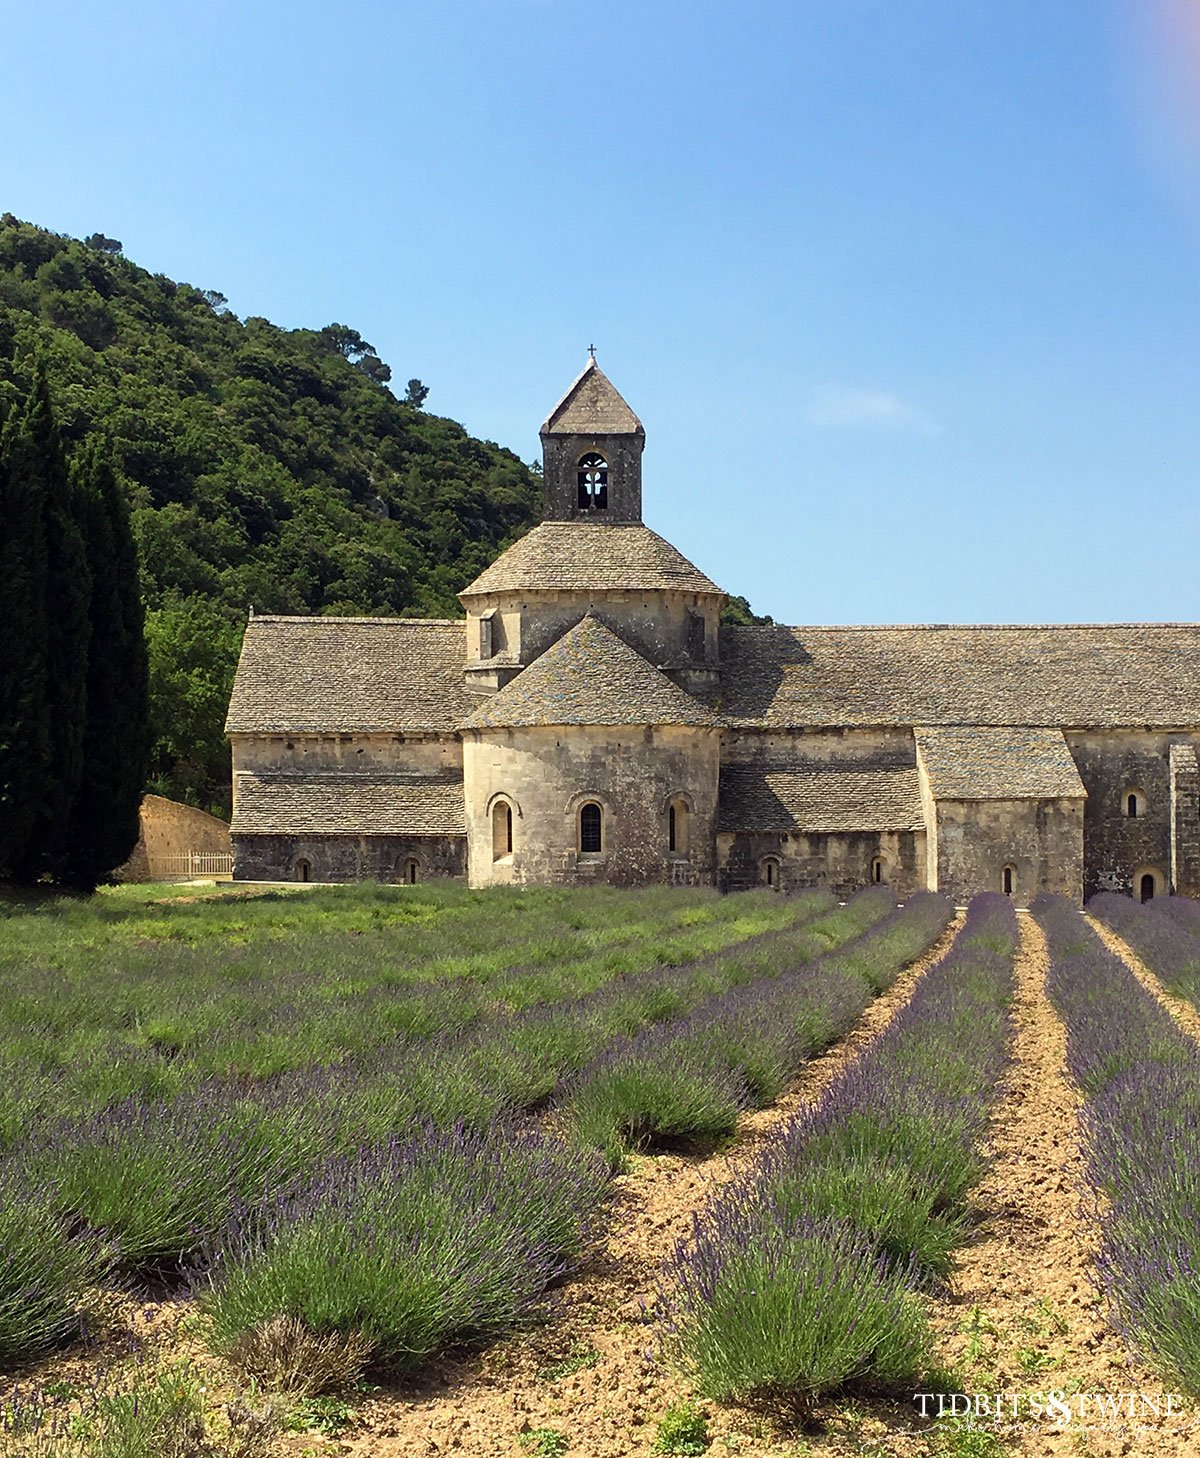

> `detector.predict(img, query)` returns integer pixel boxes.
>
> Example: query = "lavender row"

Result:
[1033,894,1200,1394]
[1087,891,1200,1015]
[659,894,1018,1414]
[559,892,956,1166]
[0,890,892,1364]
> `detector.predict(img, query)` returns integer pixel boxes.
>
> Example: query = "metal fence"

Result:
[152,851,234,881]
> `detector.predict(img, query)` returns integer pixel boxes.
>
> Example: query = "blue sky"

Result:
[5,0,1200,625]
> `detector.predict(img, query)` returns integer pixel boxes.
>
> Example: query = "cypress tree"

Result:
[0,396,50,881]
[65,438,150,888]
[10,365,91,883]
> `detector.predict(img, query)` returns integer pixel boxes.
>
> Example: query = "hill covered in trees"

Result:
[0,216,543,813]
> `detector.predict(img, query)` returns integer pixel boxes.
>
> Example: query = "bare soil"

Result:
[320,917,966,1458]
[1085,915,1200,1045]
[926,915,1200,1458]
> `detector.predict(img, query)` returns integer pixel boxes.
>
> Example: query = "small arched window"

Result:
[1002,865,1016,897]
[492,799,514,861]
[401,857,419,885]
[761,856,781,889]
[294,858,311,884]
[1126,790,1144,819]
[577,453,609,511]
[668,799,689,857]
[871,856,886,885]
[580,802,603,854]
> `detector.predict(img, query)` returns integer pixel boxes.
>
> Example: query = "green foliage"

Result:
[673,1221,934,1415]
[0,1176,107,1362]
[0,1363,279,1457]
[651,1398,710,1454]
[0,214,543,812]
[720,593,772,626]
[520,1429,569,1457]
[65,436,150,886]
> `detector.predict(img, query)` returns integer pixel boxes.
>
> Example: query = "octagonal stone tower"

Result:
[459,357,726,697]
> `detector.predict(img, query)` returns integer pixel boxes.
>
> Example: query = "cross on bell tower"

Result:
[539,355,645,523]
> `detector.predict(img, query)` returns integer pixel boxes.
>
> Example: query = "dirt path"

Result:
[1086,914,1200,1045]
[328,917,966,1458]
[927,914,1200,1458]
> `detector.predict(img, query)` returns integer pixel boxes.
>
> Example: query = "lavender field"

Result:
[5,883,1200,1458]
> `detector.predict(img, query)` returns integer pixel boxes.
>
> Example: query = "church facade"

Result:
[225,359,1200,906]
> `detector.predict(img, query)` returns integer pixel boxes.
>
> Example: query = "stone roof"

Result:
[460,615,719,730]
[460,522,724,598]
[718,763,925,834]
[232,772,466,836]
[915,726,1086,800]
[225,616,469,735]
[541,358,644,436]
[719,623,1200,729]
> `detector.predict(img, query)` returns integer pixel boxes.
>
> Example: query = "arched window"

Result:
[401,857,419,885]
[761,856,781,889]
[579,802,603,854]
[1002,865,1015,897]
[294,858,311,884]
[1125,790,1144,819]
[668,799,689,857]
[577,453,609,511]
[492,799,514,861]
[1140,872,1156,903]
[871,856,886,885]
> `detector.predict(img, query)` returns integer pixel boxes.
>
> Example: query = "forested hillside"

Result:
[0,216,542,813]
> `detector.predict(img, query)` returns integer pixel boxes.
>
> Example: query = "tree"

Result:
[0,396,50,880]
[404,378,430,409]
[83,233,122,254]
[357,353,391,385]
[5,365,91,883]
[319,323,375,361]
[64,438,150,889]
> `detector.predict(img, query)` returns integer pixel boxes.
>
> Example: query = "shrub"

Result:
[652,1398,710,1454]
[665,1215,934,1415]
[0,1166,107,1363]
[205,1124,608,1385]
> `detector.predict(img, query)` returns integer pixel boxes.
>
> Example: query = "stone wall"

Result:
[1063,730,1197,898]
[1170,743,1200,897]
[542,432,643,522]
[462,723,721,888]
[463,589,722,684]
[231,732,462,782]
[231,833,466,883]
[717,828,926,896]
[116,794,231,881]
[931,797,1082,906]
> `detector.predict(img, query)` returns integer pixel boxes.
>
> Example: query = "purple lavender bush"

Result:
[659,894,1016,1413]
[1088,891,1200,1014]
[203,1122,609,1386]
[562,895,954,1167]
[1033,894,1200,1394]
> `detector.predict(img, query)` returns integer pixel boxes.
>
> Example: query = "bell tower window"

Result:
[577,453,609,511]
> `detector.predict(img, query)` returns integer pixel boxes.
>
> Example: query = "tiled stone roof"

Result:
[225,617,469,734]
[719,763,925,833]
[720,623,1200,729]
[460,615,719,730]
[232,773,466,835]
[460,522,724,599]
[915,726,1086,800]
[541,358,644,436]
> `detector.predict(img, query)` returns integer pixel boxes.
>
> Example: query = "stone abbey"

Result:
[225,359,1200,905]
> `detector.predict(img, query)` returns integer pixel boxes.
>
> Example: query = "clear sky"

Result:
[4,0,1200,625]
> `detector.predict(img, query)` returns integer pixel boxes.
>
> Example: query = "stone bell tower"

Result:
[540,353,645,523]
